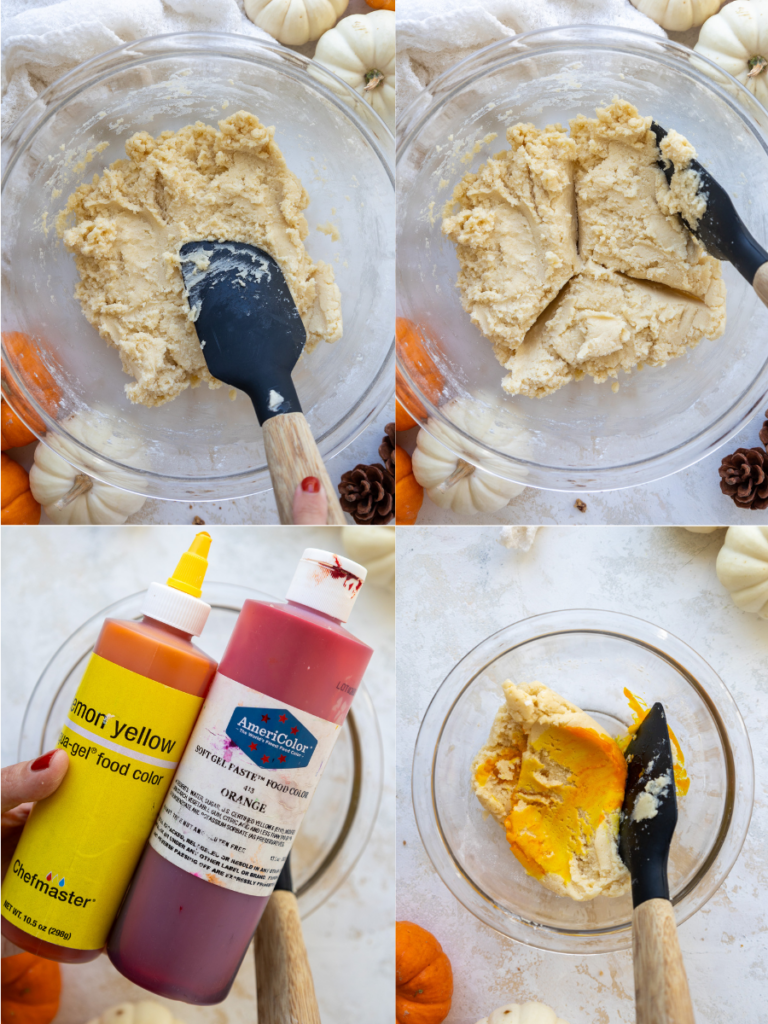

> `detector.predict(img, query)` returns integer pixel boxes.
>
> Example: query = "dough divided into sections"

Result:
[442,99,726,398]
[60,112,342,408]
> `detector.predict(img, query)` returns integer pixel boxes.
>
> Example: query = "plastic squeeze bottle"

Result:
[108,548,374,1004]
[1,533,217,963]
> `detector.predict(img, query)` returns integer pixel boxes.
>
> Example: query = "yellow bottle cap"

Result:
[167,532,211,599]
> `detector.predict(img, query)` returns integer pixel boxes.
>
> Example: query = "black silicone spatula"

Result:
[652,122,768,307]
[619,702,695,1024]
[254,856,321,1024]
[180,240,345,524]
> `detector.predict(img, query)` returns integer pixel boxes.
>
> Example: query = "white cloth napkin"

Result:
[1,0,270,130]
[396,0,666,118]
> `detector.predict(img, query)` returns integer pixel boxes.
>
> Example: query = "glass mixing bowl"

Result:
[412,609,753,953]
[18,583,383,917]
[397,27,768,492]
[2,33,394,502]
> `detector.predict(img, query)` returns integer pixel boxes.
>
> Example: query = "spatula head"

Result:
[651,122,767,283]
[179,241,306,425]
[619,701,678,908]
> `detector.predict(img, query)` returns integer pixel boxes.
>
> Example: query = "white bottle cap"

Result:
[285,548,367,623]
[141,582,211,636]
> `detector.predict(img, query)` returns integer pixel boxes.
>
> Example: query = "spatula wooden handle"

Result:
[255,890,321,1024]
[633,899,695,1024]
[262,412,346,525]
[755,263,768,307]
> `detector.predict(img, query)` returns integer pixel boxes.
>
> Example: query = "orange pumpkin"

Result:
[2,453,42,525]
[396,921,453,1024]
[1,332,61,434]
[367,0,395,8]
[1,952,61,1024]
[1,400,38,451]
[396,399,417,433]
[396,318,443,430]
[395,445,424,527]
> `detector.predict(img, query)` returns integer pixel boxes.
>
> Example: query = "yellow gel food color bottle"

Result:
[0,533,218,963]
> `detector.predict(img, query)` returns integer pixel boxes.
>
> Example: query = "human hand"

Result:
[292,476,329,525]
[2,750,68,884]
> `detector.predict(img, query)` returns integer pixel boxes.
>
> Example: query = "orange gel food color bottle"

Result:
[1,533,218,963]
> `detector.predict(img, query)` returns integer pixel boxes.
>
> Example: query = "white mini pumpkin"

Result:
[412,398,527,517]
[30,412,147,525]
[313,11,395,129]
[244,0,348,46]
[694,1,768,107]
[342,524,395,590]
[499,526,539,550]
[86,1001,185,1024]
[715,525,768,618]
[629,0,721,31]
[475,1001,570,1024]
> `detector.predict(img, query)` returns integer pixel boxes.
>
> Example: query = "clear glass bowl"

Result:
[18,583,383,918]
[397,26,768,492]
[2,33,394,502]
[412,609,753,953]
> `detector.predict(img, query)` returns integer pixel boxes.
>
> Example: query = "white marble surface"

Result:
[1,525,395,1024]
[396,526,767,1024]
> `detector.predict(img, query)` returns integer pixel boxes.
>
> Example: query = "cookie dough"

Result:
[503,261,726,398]
[657,129,707,231]
[442,123,580,362]
[60,112,342,407]
[572,100,716,299]
[443,99,725,399]
[471,680,630,901]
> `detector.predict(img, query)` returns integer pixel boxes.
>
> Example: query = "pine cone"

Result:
[339,463,395,524]
[719,447,768,510]
[759,410,768,449]
[379,422,395,475]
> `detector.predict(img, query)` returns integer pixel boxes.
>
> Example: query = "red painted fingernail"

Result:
[301,476,321,494]
[31,750,58,772]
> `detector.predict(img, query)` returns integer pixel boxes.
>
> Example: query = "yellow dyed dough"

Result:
[443,99,725,399]
[471,680,630,901]
[59,112,342,408]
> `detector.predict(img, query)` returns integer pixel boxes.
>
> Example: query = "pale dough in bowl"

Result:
[442,99,725,399]
[59,112,342,407]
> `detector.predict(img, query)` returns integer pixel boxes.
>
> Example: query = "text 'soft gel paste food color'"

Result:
[107,548,374,1004]
[0,533,218,963]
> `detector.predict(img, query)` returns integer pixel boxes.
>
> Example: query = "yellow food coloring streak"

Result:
[617,688,690,796]
[473,747,522,789]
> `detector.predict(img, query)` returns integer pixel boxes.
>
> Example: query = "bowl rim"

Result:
[396,24,768,493]
[2,31,395,502]
[411,607,755,953]
[16,581,384,919]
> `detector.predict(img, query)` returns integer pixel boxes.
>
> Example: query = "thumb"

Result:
[1,750,69,814]
[292,477,328,525]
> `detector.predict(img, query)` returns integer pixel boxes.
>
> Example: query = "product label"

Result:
[149,673,340,895]
[1,654,203,950]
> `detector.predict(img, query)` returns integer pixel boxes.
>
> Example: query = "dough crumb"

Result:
[59,112,342,407]
[317,221,340,241]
